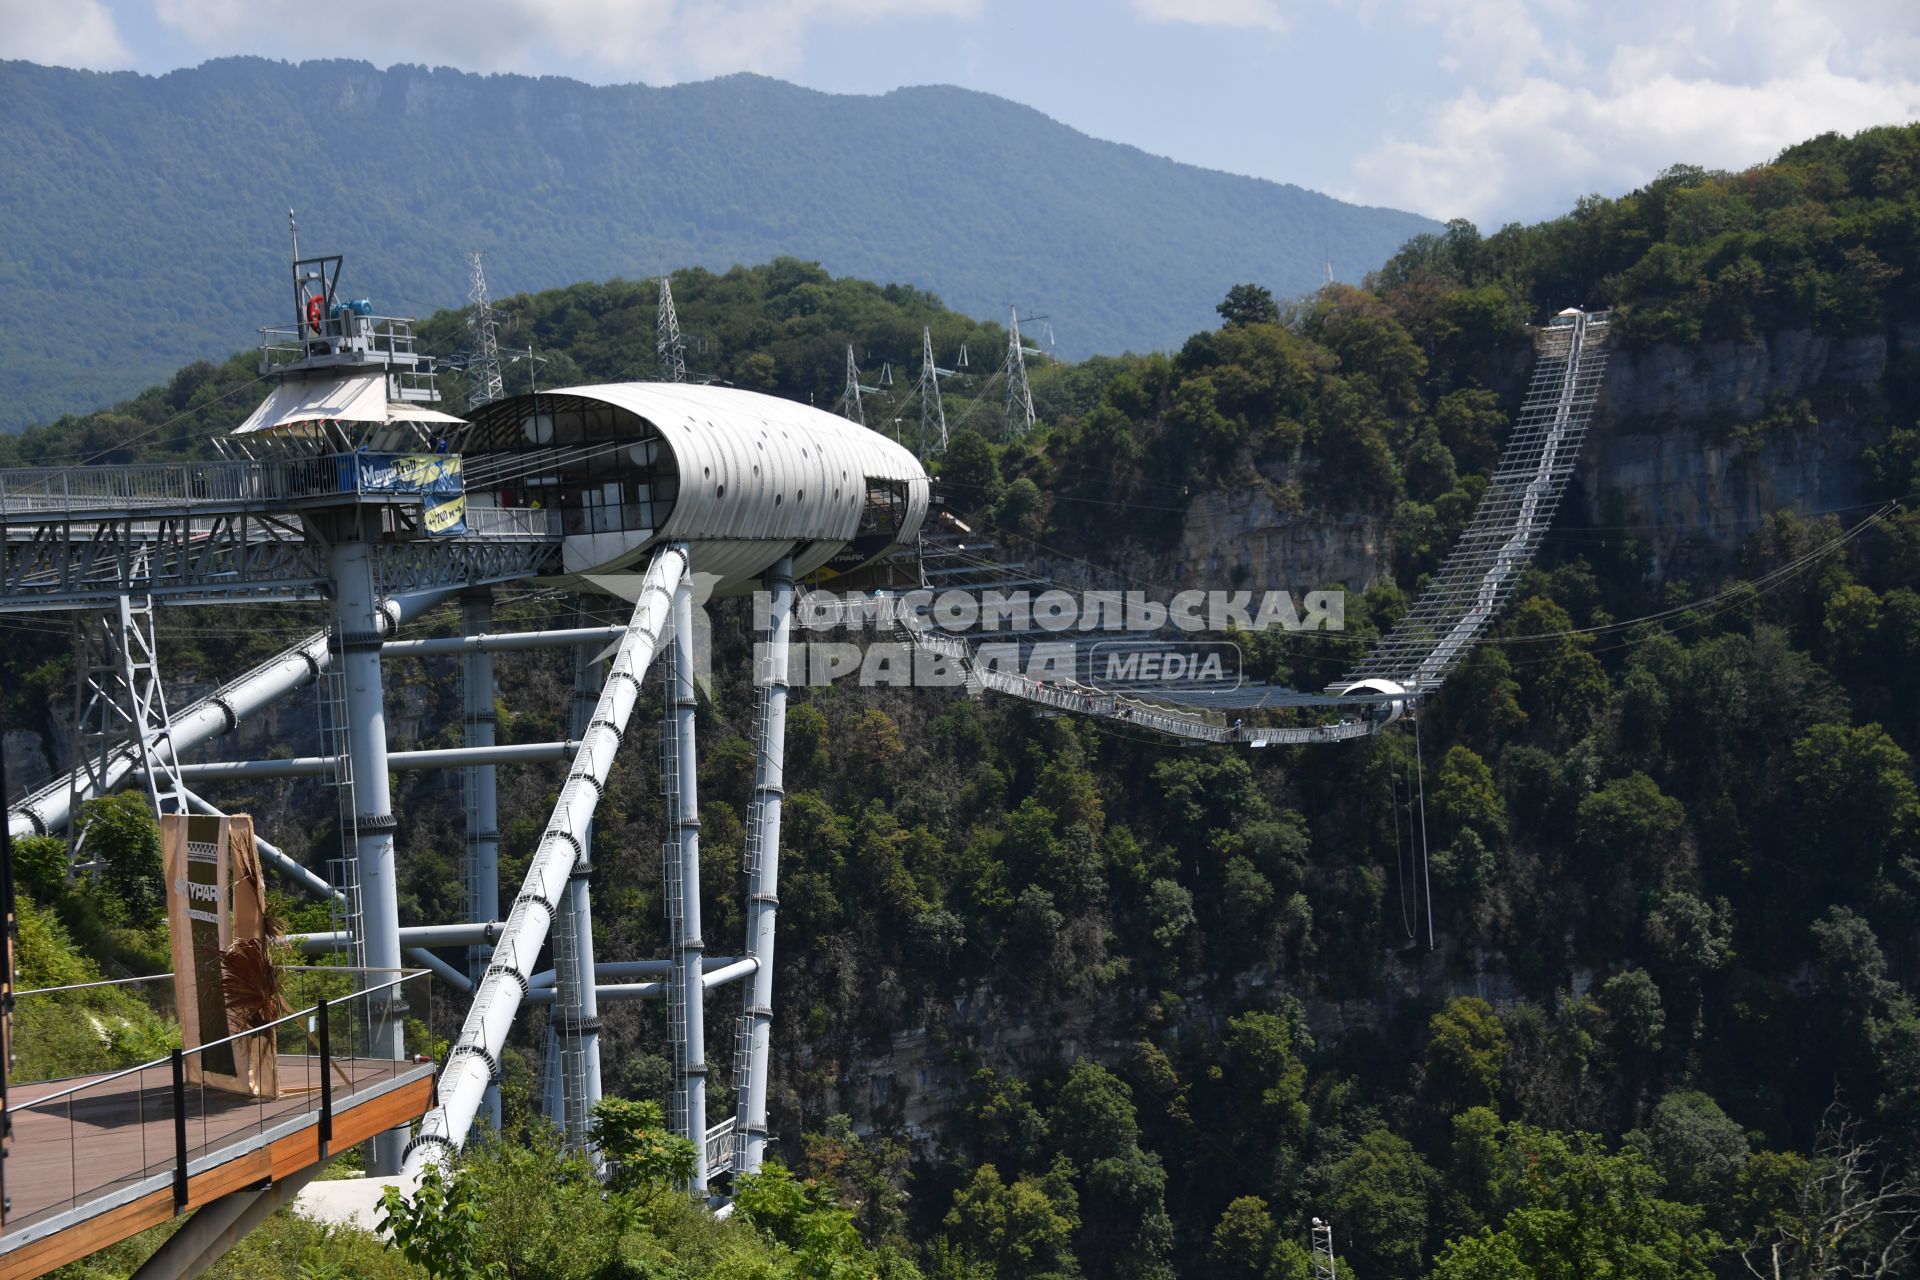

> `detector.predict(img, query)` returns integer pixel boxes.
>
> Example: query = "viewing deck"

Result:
[0,972,434,1279]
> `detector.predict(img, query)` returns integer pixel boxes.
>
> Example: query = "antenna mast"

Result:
[1005,306,1036,437]
[657,277,687,383]
[466,251,506,408]
[1311,1218,1336,1280]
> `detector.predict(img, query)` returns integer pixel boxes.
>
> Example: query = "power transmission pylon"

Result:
[657,277,688,383]
[466,252,506,409]
[1311,1218,1336,1280]
[1005,306,1036,437]
[917,327,949,456]
[841,345,867,427]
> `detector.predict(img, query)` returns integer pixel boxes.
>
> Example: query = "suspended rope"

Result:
[1389,749,1415,941]
[1412,713,1435,951]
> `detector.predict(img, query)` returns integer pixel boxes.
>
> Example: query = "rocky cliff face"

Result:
[1577,324,1915,578]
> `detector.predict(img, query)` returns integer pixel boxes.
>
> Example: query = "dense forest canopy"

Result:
[0,56,1439,429]
[12,122,1920,1279]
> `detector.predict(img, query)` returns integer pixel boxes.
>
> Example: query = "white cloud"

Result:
[1130,0,1288,33]
[1346,0,1920,224]
[0,0,133,69]
[148,0,981,82]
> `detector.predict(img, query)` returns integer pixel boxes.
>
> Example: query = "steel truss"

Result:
[66,588,188,864]
[0,514,558,611]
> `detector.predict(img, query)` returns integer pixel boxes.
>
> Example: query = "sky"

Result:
[4,0,1917,228]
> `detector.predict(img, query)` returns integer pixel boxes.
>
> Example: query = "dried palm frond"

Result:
[221,936,289,1032]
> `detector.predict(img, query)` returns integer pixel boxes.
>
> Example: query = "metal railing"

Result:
[902,622,1377,745]
[705,1116,737,1178]
[260,315,429,373]
[0,456,388,519]
[2,968,430,1232]
[459,506,564,540]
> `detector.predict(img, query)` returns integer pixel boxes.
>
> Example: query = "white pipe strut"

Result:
[736,556,792,1176]
[404,545,687,1173]
[668,572,710,1190]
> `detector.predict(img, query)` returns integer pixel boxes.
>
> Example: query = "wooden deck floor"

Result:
[6,1055,410,1230]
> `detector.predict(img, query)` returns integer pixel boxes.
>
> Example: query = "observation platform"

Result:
[0,972,433,1279]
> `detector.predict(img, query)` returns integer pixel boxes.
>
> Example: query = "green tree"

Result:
[941,1159,1081,1280]
[943,431,1003,510]
[1052,1063,1139,1166]
[1328,1128,1436,1280]
[587,1096,695,1200]
[1789,722,1918,887]
[1210,1196,1275,1280]
[12,834,68,902]
[1430,1128,1722,1280]
[1434,746,1509,840]
[380,1165,497,1280]
[736,1160,886,1278]
[804,1113,914,1250]
[79,793,166,927]
[1576,773,1690,891]
[1223,1010,1311,1150]
[1217,283,1282,327]
[1424,996,1509,1118]
[1632,1090,1748,1208]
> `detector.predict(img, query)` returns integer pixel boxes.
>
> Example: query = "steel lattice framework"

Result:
[0,512,559,611]
[657,277,688,383]
[467,251,507,409]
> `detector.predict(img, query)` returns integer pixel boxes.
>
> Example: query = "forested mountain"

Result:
[0,56,1438,430]
[11,124,1920,1279]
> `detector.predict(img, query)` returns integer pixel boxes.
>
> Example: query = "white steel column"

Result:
[328,539,406,1175]
[406,546,685,1174]
[735,557,792,1176]
[667,567,709,1190]
[460,588,502,1133]
[552,617,606,1146]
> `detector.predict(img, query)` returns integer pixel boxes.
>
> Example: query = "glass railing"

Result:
[10,974,180,1086]
[3,968,432,1232]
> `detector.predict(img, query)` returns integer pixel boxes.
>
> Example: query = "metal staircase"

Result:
[659,661,691,1139]
[317,661,367,969]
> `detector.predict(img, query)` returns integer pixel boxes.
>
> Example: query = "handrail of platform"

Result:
[896,613,1381,746]
[260,314,427,371]
[13,968,418,1112]
[0,455,414,517]
[458,505,563,540]
[2,969,430,1233]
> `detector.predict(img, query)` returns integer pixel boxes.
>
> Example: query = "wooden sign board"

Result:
[161,813,274,1098]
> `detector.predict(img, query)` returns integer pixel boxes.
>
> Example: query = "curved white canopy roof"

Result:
[464,382,930,592]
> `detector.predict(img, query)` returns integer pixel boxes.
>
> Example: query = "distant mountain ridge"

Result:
[0,57,1438,428]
